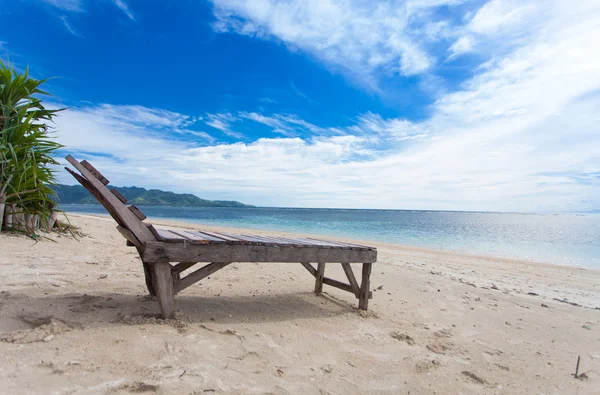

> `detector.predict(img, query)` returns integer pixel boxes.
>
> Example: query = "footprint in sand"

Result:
[427,328,453,355]
[426,342,450,355]
[415,359,441,373]
[390,331,416,345]
[462,370,488,385]
[107,381,159,394]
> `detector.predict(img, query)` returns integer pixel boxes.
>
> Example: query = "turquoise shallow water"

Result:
[63,204,600,269]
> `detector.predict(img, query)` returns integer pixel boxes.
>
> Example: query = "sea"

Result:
[62,204,600,269]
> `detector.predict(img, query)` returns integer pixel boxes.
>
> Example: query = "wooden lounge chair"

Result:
[64,155,377,319]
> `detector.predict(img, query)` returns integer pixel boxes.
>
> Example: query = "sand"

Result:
[1,213,599,394]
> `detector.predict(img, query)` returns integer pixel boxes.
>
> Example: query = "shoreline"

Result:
[66,211,598,273]
[67,212,600,310]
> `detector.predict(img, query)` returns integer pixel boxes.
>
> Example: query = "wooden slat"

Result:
[257,235,308,247]
[323,277,355,294]
[175,262,231,293]
[297,238,354,249]
[184,230,228,243]
[289,237,338,247]
[207,232,263,245]
[150,227,187,242]
[128,205,147,221]
[264,236,328,248]
[307,237,374,250]
[312,239,361,249]
[64,167,125,228]
[143,241,377,264]
[341,263,360,297]
[275,236,352,249]
[65,155,155,243]
[207,231,248,242]
[81,160,109,185]
[300,262,317,276]
[235,235,270,244]
[168,230,211,244]
[110,188,127,203]
[116,225,141,248]
[239,234,295,246]
[275,236,323,247]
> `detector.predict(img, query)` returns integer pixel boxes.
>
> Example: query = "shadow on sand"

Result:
[0,290,359,335]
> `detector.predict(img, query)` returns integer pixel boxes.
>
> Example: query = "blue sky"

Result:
[1,0,599,211]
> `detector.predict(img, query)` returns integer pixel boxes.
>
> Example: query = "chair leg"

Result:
[153,262,175,319]
[142,261,156,296]
[314,262,325,294]
[358,262,372,310]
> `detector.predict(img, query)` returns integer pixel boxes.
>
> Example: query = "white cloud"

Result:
[204,113,244,139]
[448,0,542,59]
[42,0,84,12]
[448,35,474,58]
[53,104,212,160]
[41,0,135,22]
[54,0,600,212]
[59,15,83,37]
[208,0,464,88]
[112,0,135,21]
[239,112,343,137]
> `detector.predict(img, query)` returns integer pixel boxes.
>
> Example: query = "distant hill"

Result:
[52,184,254,208]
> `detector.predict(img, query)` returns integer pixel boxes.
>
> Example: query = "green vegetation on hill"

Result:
[52,184,254,208]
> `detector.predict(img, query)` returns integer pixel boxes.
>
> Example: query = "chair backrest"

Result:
[64,155,156,247]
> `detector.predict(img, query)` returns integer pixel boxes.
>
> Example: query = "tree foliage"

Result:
[0,60,63,231]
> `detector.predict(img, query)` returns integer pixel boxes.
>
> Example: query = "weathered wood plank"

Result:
[65,167,125,228]
[142,242,377,264]
[81,160,109,185]
[322,277,355,294]
[314,262,325,294]
[289,237,351,249]
[236,235,269,244]
[307,238,375,250]
[184,230,228,243]
[216,233,264,245]
[305,239,358,249]
[110,188,127,203]
[240,234,312,247]
[116,225,141,248]
[128,205,147,221]
[168,229,211,244]
[238,234,285,245]
[300,262,317,277]
[358,262,372,310]
[341,263,360,297]
[175,262,231,293]
[257,235,308,247]
[65,156,155,243]
[153,262,175,319]
[197,230,241,242]
[149,226,187,242]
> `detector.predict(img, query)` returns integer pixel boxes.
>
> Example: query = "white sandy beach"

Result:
[1,213,599,394]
